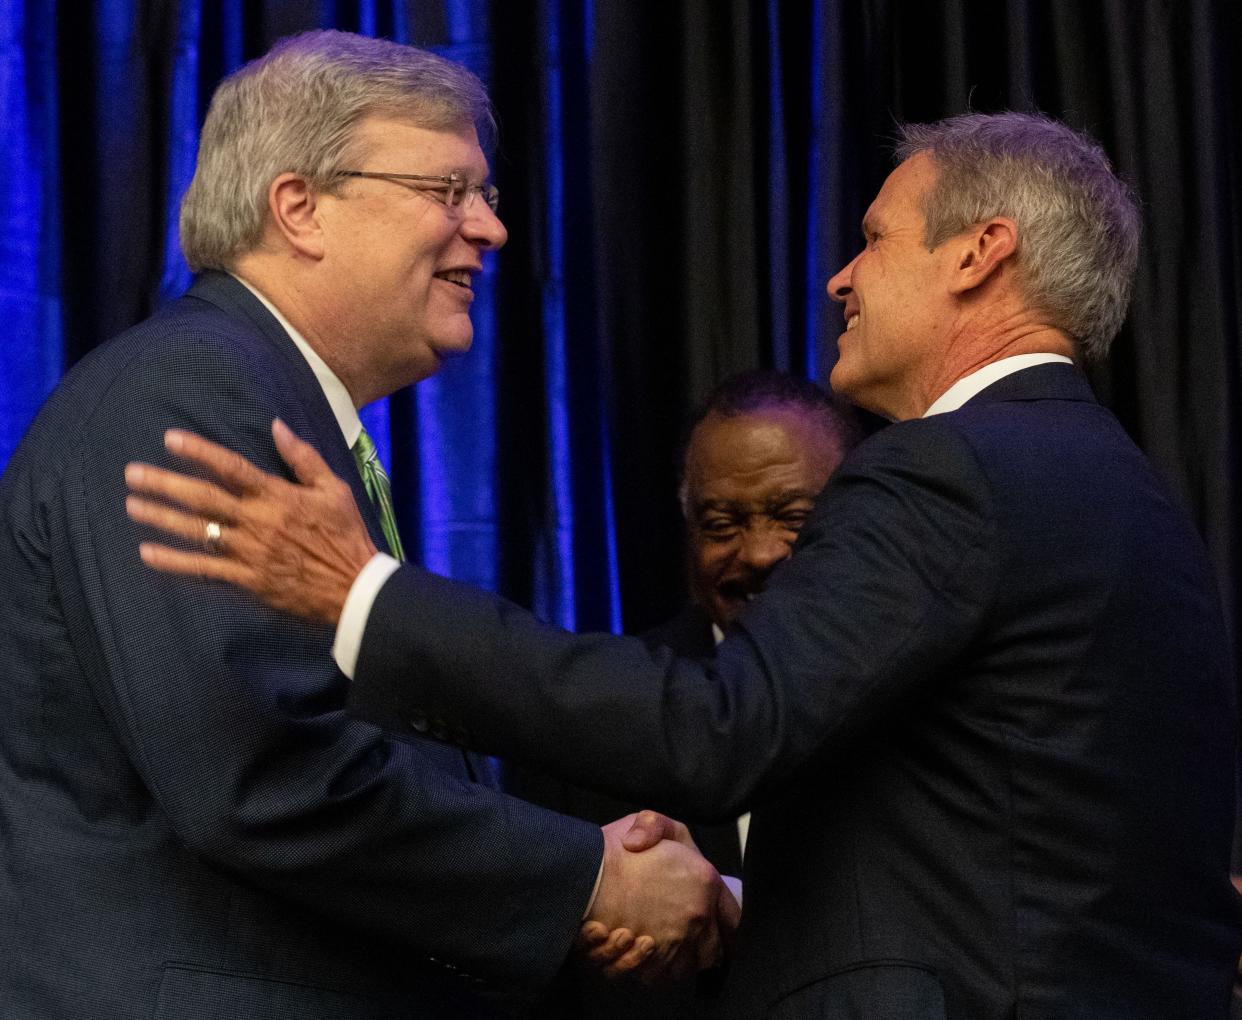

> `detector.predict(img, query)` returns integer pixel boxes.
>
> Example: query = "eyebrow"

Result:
[453,164,492,182]
[696,491,819,515]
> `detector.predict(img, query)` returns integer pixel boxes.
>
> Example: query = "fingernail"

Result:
[124,465,143,486]
[165,430,184,451]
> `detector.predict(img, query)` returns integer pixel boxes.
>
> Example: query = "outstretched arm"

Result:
[126,415,997,823]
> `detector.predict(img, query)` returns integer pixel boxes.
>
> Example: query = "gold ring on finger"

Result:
[204,520,225,554]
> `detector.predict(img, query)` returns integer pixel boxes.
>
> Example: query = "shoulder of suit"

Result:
[75,291,293,399]
[837,415,987,479]
[798,416,997,545]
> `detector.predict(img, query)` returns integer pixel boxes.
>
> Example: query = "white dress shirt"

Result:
[231,275,391,677]
[922,353,1073,417]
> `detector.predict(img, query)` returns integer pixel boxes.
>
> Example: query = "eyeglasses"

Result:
[336,170,500,213]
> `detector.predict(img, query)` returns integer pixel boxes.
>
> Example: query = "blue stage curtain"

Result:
[1,2,62,464]
[0,0,622,632]
[3,0,1240,661]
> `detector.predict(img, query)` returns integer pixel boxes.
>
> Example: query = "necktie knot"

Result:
[352,428,405,562]
[353,427,379,466]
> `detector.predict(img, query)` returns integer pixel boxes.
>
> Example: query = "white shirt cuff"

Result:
[332,552,402,679]
[583,857,606,920]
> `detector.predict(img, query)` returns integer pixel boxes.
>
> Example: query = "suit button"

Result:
[430,718,449,741]
[408,715,429,733]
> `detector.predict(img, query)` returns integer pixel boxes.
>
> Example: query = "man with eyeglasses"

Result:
[0,30,734,1020]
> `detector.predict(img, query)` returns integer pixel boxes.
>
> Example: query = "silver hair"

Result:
[180,30,494,272]
[895,112,1140,361]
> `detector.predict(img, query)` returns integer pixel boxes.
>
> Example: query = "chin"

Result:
[829,357,861,401]
[429,325,475,359]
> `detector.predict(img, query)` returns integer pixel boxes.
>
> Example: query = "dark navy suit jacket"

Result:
[348,364,1242,1018]
[0,273,600,1018]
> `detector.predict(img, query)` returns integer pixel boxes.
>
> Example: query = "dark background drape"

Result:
[3,1,1239,677]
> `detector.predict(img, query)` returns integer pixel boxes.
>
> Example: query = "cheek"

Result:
[692,543,733,583]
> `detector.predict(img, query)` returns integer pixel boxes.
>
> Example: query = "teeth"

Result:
[437,270,472,288]
[846,314,859,331]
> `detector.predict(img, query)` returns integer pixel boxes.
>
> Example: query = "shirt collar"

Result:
[922,353,1074,417]
[231,274,363,447]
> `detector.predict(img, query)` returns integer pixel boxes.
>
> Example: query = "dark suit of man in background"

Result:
[127,113,1242,1017]
[0,31,731,1019]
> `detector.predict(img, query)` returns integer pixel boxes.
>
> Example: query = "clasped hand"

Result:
[579,811,741,984]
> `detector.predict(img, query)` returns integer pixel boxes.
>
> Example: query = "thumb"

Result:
[272,418,334,487]
[621,810,693,852]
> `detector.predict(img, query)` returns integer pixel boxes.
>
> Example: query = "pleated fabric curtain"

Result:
[2,0,1239,666]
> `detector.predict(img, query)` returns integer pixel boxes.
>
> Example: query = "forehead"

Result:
[350,114,489,174]
[686,407,837,500]
[864,150,938,231]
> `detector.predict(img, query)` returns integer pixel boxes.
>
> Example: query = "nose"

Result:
[826,253,858,303]
[737,525,795,573]
[462,201,508,251]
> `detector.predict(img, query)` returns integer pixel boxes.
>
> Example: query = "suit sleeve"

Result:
[58,333,600,991]
[351,419,1002,821]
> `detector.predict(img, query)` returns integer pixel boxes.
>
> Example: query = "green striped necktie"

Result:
[351,428,406,562]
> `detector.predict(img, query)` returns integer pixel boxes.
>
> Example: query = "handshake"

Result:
[579,811,742,983]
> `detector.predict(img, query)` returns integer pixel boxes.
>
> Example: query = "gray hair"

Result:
[895,112,1140,361]
[180,30,494,272]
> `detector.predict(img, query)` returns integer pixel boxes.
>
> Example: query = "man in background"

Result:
[0,30,731,1019]
[512,370,856,1016]
[516,369,856,872]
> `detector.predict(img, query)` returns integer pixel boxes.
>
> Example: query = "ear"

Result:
[947,216,1017,295]
[265,172,326,261]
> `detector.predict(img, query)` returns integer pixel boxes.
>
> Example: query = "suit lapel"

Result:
[185,274,487,784]
[185,273,390,557]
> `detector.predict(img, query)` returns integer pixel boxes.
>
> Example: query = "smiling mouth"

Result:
[434,269,474,290]
[718,580,762,603]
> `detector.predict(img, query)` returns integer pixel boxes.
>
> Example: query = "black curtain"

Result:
[520,0,1242,652]
[12,0,1239,662]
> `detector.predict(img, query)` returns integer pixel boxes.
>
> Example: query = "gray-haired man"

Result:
[0,30,732,1019]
